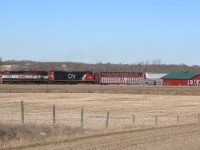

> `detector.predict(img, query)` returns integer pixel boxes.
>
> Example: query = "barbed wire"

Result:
[0,102,200,129]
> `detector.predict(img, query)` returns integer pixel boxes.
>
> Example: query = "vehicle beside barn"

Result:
[161,72,200,86]
[145,73,167,86]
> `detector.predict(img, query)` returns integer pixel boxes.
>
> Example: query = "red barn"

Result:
[161,72,200,86]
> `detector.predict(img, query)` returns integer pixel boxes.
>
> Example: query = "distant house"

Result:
[161,72,200,86]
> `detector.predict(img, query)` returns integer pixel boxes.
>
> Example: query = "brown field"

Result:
[0,84,200,95]
[1,85,200,149]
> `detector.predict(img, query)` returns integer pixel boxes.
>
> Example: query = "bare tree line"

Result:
[1,59,200,73]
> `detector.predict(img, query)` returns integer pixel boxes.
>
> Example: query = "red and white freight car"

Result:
[95,72,145,85]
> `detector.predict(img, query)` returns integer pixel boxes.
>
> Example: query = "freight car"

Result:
[95,72,145,85]
[127,80,156,86]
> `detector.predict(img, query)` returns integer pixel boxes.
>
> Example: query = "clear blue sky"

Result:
[0,0,200,65]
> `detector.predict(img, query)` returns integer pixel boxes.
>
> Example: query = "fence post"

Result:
[138,89,140,94]
[0,76,2,84]
[21,101,24,124]
[155,115,158,125]
[53,104,56,125]
[132,115,135,127]
[106,112,109,128]
[81,108,84,128]
[26,85,29,93]
[177,115,179,124]
[173,89,176,95]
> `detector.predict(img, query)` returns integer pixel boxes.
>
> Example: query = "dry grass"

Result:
[1,93,200,115]
[1,89,200,149]
[0,123,90,149]
[1,84,200,95]
[1,93,200,128]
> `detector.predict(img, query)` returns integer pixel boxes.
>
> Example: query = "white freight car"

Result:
[145,73,167,80]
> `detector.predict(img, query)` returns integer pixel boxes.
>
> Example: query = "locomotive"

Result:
[0,71,49,84]
[0,71,95,84]
[0,70,148,85]
[48,71,95,84]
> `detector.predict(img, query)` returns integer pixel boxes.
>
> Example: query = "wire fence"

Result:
[0,101,200,129]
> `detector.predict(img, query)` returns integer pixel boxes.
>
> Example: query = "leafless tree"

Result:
[2,59,200,73]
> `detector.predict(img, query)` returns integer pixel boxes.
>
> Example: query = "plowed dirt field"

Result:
[23,124,200,150]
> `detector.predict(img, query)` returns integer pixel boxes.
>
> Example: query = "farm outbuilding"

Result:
[161,72,200,86]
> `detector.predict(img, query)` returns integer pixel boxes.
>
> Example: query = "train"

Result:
[0,71,95,84]
[0,71,164,85]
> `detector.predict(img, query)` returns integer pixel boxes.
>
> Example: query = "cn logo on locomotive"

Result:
[68,74,76,79]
